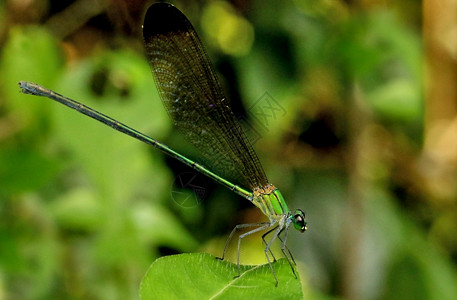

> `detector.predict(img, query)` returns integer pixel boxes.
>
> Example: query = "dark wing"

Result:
[142,3,269,190]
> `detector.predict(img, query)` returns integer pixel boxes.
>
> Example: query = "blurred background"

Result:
[0,0,456,299]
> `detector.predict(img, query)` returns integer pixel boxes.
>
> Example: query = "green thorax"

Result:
[251,185,290,221]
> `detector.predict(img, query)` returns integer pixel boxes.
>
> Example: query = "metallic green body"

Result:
[252,188,290,221]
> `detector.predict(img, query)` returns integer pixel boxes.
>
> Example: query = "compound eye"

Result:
[293,210,307,232]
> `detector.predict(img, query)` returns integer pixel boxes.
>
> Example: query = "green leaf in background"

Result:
[0,148,60,194]
[0,26,63,114]
[140,253,303,300]
[52,50,171,202]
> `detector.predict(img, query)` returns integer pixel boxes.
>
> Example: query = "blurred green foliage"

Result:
[1,0,456,299]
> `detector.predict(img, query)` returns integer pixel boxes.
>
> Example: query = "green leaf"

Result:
[140,253,303,300]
